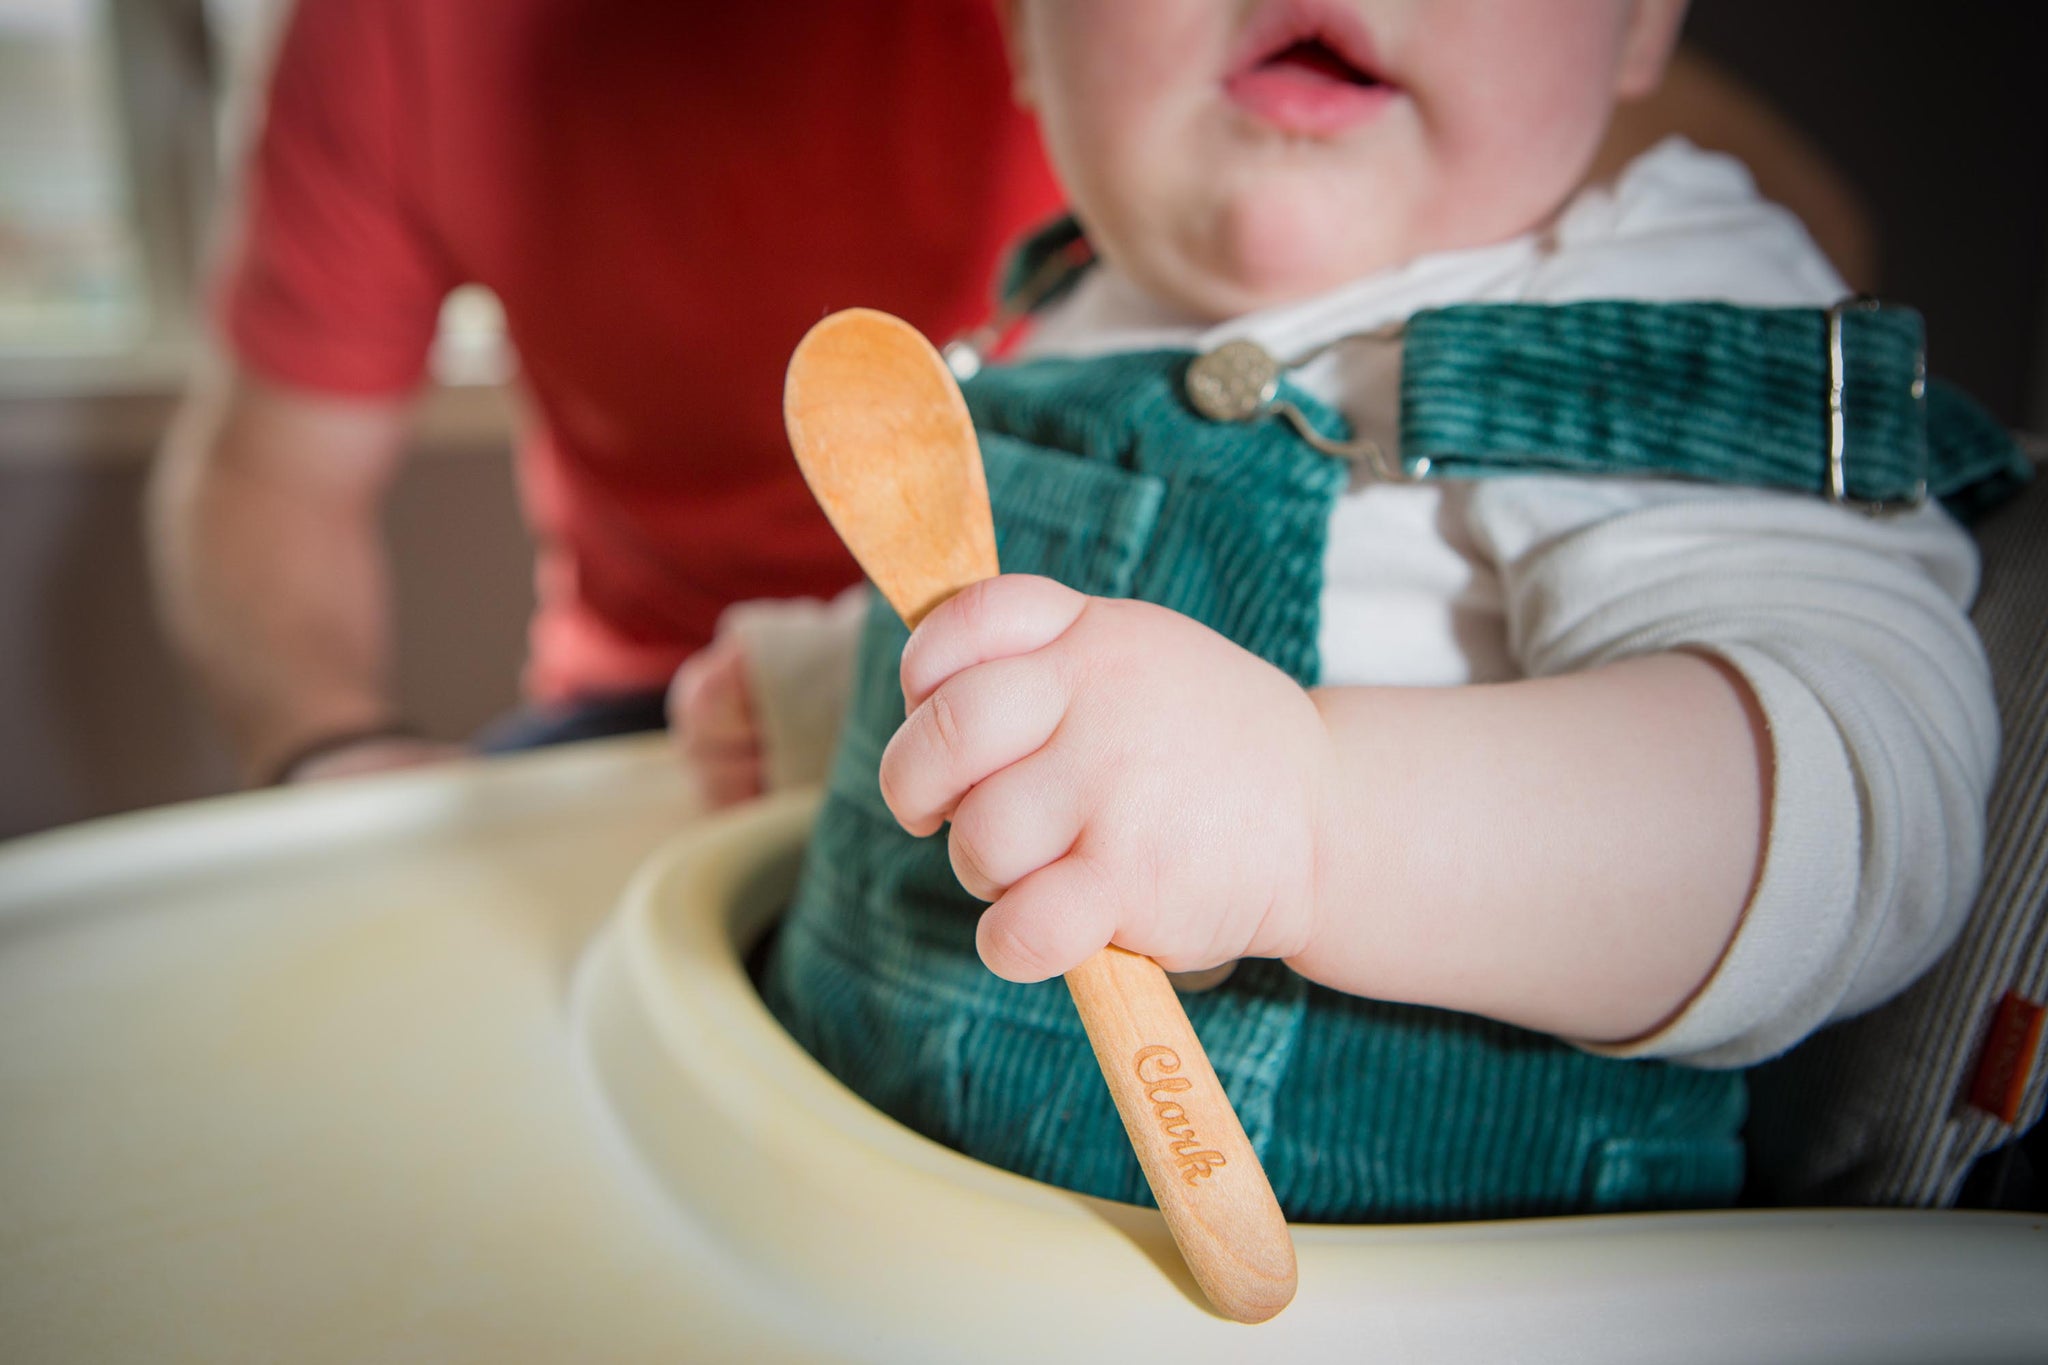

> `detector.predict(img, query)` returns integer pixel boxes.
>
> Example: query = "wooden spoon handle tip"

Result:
[1066,945,1298,1323]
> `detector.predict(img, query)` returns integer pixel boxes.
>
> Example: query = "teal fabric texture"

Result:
[760,350,1749,1223]
[1400,302,2030,517]
[984,216,2032,518]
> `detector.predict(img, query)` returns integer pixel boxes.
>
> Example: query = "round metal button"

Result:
[1185,339,1282,423]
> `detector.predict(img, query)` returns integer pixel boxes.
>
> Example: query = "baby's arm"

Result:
[884,484,1995,1061]
[1301,653,1766,1044]
[882,577,1765,1046]
[1462,477,1996,1064]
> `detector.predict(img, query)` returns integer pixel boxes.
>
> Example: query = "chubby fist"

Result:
[880,575,1331,983]
[669,634,764,808]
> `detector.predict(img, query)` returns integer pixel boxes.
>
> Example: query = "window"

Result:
[0,0,150,357]
[0,0,508,398]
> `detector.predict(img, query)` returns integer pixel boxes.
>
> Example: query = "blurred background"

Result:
[1,0,2045,841]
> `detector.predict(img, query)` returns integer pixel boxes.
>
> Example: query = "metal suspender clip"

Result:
[1826,295,1927,516]
[943,233,1099,382]
[1185,333,1429,484]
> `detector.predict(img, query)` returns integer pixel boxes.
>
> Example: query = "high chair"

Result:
[0,476,2043,1363]
[1749,453,2048,1206]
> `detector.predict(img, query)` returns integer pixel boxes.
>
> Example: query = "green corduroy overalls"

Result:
[761,349,1753,1223]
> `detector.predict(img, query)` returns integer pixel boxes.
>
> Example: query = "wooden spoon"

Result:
[785,308,1298,1324]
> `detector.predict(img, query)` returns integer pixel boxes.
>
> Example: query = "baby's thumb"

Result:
[975,856,1118,984]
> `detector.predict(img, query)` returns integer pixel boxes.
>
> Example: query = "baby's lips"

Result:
[1222,1,1398,138]
[1224,60,1395,138]
[1225,0,1388,85]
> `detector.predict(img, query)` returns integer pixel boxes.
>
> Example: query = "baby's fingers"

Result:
[946,751,1086,901]
[975,854,1120,984]
[669,639,765,808]
[670,640,756,747]
[694,748,764,808]
[900,574,1086,711]
[879,654,1067,836]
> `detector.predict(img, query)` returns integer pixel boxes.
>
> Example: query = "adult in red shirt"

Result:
[149,0,1063,784]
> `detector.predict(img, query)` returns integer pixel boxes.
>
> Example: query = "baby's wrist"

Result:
[1287,686,1390,993]
[1268,686,1341,966]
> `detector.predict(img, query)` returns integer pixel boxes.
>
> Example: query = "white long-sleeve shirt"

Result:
[1016,139,1997,1067]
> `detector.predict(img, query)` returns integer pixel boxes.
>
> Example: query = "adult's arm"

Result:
[155,0,465,784]
[148,367,454,784]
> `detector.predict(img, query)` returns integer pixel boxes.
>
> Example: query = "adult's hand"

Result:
[148,366,426,787]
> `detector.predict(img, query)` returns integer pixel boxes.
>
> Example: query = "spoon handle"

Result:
[1065,945,1298,1323]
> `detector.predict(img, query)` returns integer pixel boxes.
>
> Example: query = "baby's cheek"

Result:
[1400,0,1627,246]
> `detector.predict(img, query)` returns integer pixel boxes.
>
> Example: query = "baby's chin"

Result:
[1149,186,1417,321]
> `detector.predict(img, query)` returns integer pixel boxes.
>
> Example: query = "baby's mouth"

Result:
[1225,24,1395,138]
[1261,37,1382,89]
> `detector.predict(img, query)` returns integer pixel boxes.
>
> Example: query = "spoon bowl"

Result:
[785,308,998,626]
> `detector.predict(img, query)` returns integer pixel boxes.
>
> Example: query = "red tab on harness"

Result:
[1967,991,2046,1125]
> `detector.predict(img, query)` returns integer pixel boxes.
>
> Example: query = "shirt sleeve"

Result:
[215,0,456,396]
[1464,477,1998,1068]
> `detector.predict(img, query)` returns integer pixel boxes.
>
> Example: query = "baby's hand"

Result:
[668,635,764,808]
[879,574,1331,983]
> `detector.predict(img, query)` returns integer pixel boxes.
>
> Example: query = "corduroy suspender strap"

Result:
[988,217,2033,518]
[1395,301,2031,517]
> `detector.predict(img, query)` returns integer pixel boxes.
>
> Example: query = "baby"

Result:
[683,0,2010,1220]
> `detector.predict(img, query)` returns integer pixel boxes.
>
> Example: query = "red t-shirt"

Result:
[222,0,1063,702]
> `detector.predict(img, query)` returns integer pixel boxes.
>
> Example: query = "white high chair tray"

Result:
[1,736,2042,1363]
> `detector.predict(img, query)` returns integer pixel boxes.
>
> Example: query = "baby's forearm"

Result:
[1299,652,1770,1045]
